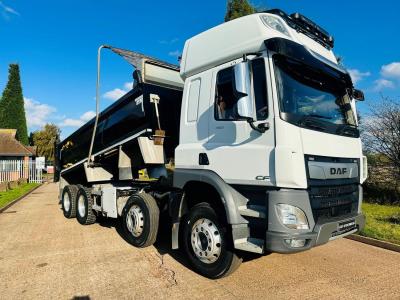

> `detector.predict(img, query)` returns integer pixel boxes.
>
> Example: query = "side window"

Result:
[187,78,201,122]
[215,66,239,121]
[252,58,268,120]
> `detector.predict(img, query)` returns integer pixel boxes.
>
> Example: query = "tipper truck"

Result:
[55,9,367,278]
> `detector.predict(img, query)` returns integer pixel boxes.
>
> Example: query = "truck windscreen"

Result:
[274,54,356,128]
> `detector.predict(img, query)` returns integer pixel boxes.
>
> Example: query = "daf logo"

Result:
[330,167,347,175]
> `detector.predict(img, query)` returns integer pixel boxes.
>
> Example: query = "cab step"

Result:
[234,238,264,254]
[238,204,266,218]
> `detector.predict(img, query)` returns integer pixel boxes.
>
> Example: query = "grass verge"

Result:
[360,203,400,245]
[0,183,40,209]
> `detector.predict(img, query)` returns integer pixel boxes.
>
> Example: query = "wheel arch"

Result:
[171,169,248,249]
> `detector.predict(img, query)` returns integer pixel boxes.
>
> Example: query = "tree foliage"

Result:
[224,0,255,22]
[0,64,29,145]
[363,98,400,177]
[31,124,61,163]
[362,97,400,203]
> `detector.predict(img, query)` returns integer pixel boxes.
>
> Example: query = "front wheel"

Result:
[182,203,242,279]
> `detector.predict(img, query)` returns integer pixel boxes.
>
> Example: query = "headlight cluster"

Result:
[275,204,309,230]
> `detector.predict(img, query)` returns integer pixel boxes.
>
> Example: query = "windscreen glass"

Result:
[274,54,355,126]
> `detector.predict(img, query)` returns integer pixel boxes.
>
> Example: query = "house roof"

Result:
[0,129,36,157]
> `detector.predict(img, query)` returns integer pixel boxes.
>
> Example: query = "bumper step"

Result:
[234,238,264,254]
[238,204,266,218]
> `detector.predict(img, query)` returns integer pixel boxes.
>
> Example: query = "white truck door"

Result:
[205,58,275,186]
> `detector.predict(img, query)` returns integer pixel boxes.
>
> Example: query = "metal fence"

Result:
[0,160,43,184]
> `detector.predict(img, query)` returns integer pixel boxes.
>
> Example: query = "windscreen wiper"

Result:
[336,124,359,138]
[298,115,327,132]
[307,114,332,120]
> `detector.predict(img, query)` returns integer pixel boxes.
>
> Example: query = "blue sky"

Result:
[1,0,399,138]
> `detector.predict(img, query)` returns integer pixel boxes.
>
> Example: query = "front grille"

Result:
[310,185,358,199]
[309,184,359,223]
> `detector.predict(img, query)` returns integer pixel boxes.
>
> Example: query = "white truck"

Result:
[55,9,367,278]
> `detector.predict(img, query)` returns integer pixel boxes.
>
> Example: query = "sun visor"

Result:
[265,38,352,87]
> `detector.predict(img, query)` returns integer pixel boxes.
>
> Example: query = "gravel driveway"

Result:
[0,183,399,299]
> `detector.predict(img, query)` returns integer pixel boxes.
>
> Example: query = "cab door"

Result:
[205,57,276,186]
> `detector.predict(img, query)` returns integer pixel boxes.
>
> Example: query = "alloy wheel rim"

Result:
[78,195,86,217]
[126,204,144,237]
[64,192,70,212]
[190,218,222,264]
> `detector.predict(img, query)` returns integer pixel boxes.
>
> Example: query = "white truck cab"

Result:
[174,10,366,254]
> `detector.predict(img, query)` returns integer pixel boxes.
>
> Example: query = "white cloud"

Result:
[373,79,395,91]
[59,118,84,127]
[123,82,133,90]
[159,38,179,45]
[380,62,400,79]
[168,50,181,58]
[369,61,400,91]
[0,1,19,19]
[103,82,133,101]
[23,96,98,138]
[80,110,96,122]
[347,69,371,85]
[24,97,56,127]
[58,111,97,128]
[103,88,126,101]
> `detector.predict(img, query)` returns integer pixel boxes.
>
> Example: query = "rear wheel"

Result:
[182,203,242,279]
[61,185,78,218]
[76,186,97,225]
[121,193,159,247]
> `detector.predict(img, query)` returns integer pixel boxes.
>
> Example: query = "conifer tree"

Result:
[0,64,29,145]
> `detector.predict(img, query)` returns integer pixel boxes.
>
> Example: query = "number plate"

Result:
[338,219,356,232]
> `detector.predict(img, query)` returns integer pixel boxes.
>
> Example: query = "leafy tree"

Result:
[225,0,255,22]
[31,124,61,163]
[0,64,29,145]
[362,97,400,203]
[362,97,400,176]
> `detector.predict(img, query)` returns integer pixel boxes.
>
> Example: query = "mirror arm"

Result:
[246,118,269,133]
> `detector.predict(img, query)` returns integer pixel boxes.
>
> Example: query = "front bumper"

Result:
[264,187,365,254]
[265,213,365,253]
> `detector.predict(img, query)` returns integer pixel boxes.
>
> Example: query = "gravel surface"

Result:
[1,183,399,299]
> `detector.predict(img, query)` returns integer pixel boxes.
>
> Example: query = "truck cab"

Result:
[174,10,366,256]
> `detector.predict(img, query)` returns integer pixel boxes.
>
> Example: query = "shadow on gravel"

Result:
[96,212,267,273]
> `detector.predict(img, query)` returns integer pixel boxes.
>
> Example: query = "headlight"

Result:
[260,15,291,37]
[276,204,309,230]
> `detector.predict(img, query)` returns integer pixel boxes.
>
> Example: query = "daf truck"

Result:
[55,9,367,278]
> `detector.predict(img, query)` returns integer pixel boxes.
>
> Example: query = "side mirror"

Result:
[233,62,254,119]
[352,89,364,101]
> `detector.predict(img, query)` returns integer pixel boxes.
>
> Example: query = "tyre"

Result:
[61,185,78,218]
[182,203,242,279]
[121,192,159,248]
[76,185,97,225]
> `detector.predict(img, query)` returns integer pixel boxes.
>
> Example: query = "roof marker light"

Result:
[260,15,290,38]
